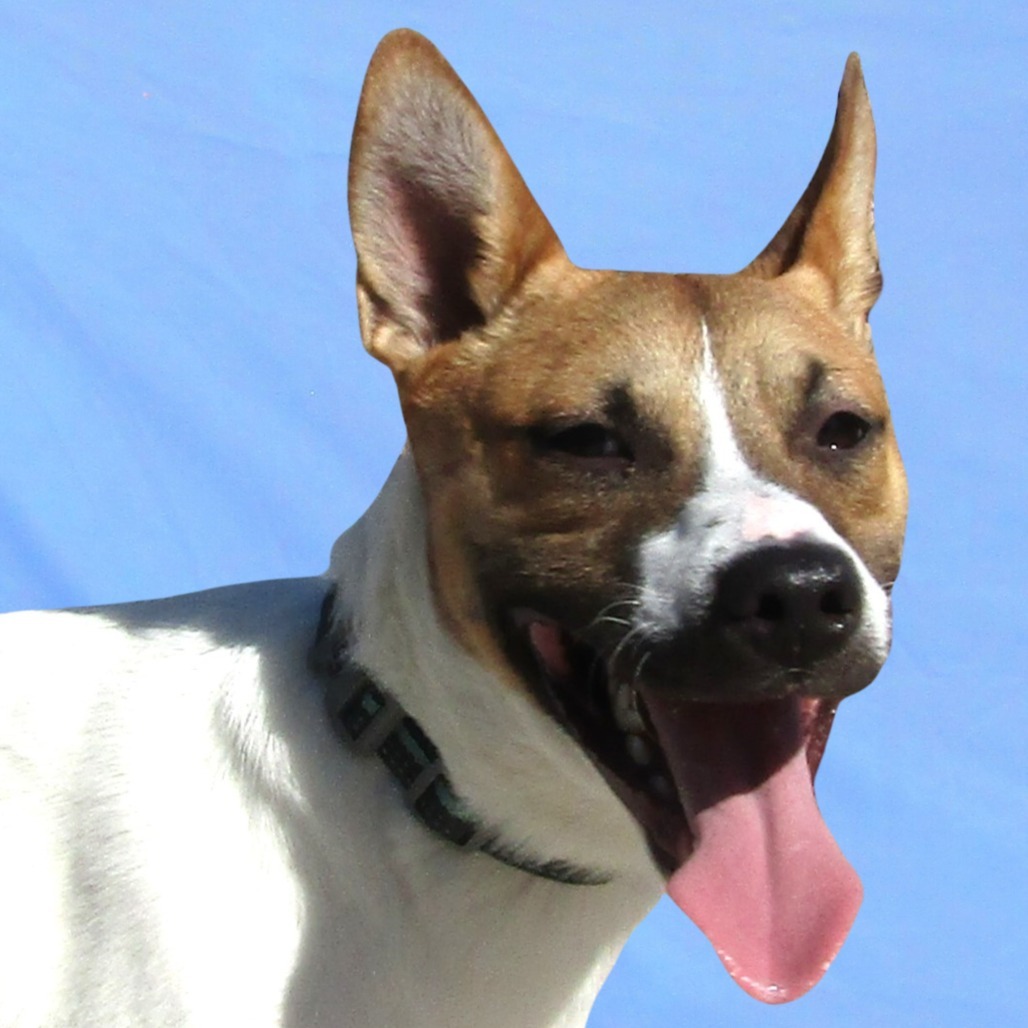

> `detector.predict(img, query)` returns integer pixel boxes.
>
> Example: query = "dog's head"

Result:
[347,30,907,1003]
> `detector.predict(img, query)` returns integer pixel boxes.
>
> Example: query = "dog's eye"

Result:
[531,422,633,465]
[816,411,871,451]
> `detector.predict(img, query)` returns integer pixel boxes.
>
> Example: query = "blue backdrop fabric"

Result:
[1,3,1025,1024]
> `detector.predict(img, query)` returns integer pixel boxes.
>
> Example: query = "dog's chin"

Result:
[504,609,847,876]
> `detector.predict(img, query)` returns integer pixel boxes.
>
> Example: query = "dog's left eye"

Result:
[531,422,634,466]
[816,411,872,451]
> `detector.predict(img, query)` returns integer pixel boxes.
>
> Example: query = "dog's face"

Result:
[348,31,907,1003]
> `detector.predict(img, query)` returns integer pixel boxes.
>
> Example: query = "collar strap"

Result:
[312,590,609,887]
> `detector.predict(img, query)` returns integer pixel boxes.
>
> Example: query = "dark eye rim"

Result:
[528,420,635,467]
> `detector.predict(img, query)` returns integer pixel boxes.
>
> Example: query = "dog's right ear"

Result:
[348,30,566,374]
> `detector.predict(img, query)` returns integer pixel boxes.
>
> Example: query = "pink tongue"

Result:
[650,696,862,1004]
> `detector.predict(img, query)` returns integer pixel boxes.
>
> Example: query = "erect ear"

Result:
[743,55,880,335]
[348,30,566,374]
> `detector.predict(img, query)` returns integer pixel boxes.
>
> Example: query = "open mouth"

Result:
[509,608,863,1005]
[514,612,689,871]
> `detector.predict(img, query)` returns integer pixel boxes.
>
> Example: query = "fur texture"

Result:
[0,29,907,1027]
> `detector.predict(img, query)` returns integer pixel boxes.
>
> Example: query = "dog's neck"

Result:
[325,452,662,888]
[310,583,610,886]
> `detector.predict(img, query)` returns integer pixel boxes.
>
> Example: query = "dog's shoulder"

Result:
[1,577,334,807]
[0,576,329,730]
[0,577,340,1026]
[2,574,325,659]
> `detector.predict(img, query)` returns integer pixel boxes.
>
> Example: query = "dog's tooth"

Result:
[614,684,646,734]
[626,734,653,766]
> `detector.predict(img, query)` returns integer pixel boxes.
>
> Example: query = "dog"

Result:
[0,28,907,1027]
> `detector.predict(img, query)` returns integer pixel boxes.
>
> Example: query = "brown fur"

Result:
[347,29,907,688]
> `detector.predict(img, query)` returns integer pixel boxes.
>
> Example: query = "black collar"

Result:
[310,588,609,887]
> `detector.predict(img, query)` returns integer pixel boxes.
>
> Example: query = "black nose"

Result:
[713,542,863,668]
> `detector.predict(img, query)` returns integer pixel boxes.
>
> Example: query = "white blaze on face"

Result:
[637,320,890,659]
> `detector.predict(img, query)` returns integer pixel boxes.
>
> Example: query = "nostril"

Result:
[712,541,864,668]
[755,592,786,622]
[819,587,854,619]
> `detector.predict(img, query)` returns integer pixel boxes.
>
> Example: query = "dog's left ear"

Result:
[348,29,566,374]
[744,55,880,338]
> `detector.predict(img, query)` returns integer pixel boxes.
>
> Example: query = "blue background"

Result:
[1,3,1024,1024]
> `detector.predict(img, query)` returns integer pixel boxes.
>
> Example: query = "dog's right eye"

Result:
[530,422,634,468]
[816,410,873,452]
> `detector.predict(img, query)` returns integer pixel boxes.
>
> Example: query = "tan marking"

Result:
[346,31,908,690]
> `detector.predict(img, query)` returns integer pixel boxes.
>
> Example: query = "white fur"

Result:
[0,324,890,1026]
[637,321,890,658]
[0,454,660,1028]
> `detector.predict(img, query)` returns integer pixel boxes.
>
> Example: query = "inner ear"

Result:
[383,174,486,344]
[743,54,880,327]
[348,30,565,372]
